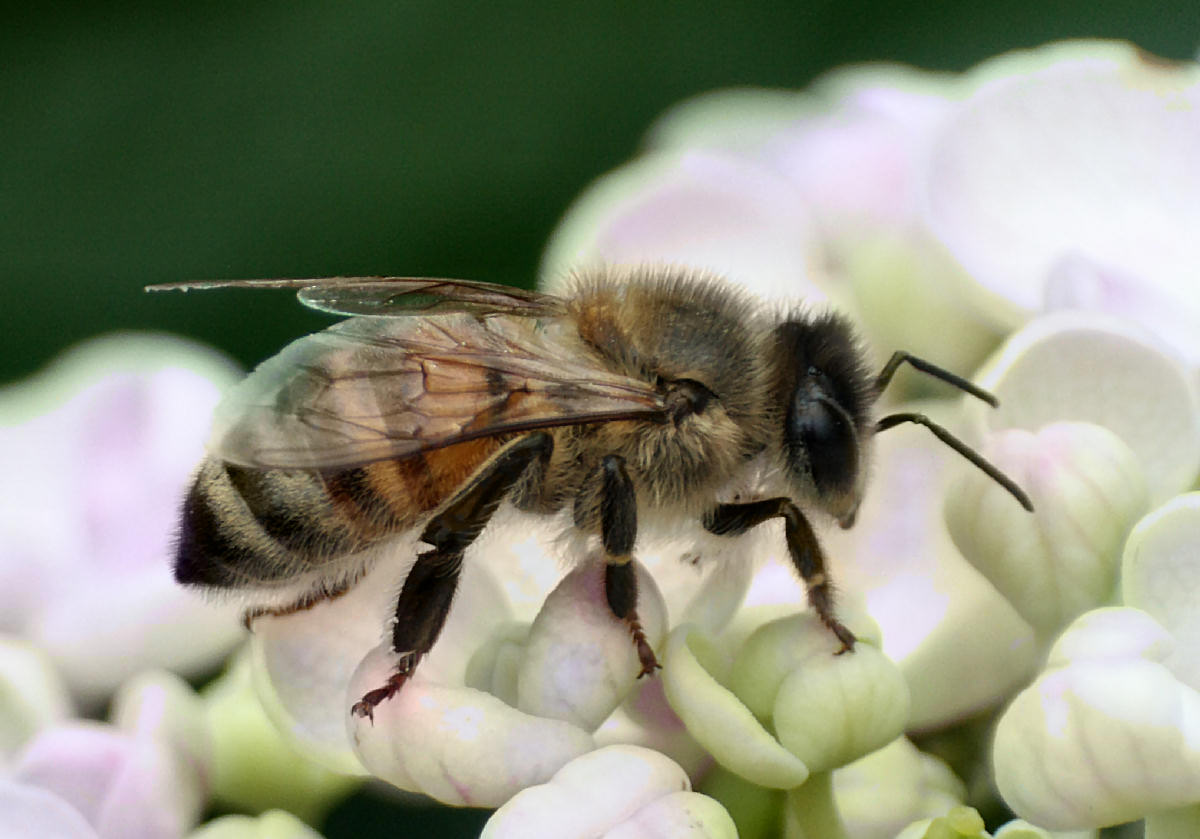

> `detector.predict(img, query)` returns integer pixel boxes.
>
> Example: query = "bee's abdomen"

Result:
[174,438,504,589]
[174,460,370,587]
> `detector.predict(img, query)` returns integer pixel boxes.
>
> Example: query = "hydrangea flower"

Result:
[1,666,209,839]
[0,335,352,838]
[0,334,246,706]
[171,37,1199,837]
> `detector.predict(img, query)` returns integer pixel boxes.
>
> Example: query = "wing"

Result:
[209,312,666,469]
[148,276,566,318]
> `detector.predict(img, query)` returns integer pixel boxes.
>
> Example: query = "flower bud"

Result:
[186,810,326,839]
[945,422,1147,637]
[0,636,72,761]
[661,624,810,789]
[482,744,736,839]
[993,608,1200,829]
[771,640,910,774]
[1122,492,1200,691]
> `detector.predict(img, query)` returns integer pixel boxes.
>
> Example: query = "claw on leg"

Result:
[627,617,661,677]
[350,653,419,724]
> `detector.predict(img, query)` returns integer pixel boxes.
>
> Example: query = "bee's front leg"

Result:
[703,498,857,653]
[578,454,660,678]
[351,432,553,722]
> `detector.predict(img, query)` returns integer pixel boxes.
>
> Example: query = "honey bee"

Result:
[151,267,1031,720]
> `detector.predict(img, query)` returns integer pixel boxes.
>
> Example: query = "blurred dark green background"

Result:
[5,1,1196,386]
[3,2,1194,835]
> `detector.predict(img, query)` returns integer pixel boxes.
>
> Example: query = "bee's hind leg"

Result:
[351,432,553,722]
[583,455,660,678]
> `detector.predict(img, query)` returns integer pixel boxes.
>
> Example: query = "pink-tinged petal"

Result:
[250,529,514,773]
[517,557,666,730]
[1123,493,1200,691]
[0,779,98,839]
[767,66,954,227]
[541,151,827,307]
[13,721,204,839]
[1045,606,1173,670]
[1045,255,1200,372]
[110,670,213,803]
[969,311,1200,503]
[0,334,244,700]
[925,41,1200,326]
[348,664,595,807]
[0,636,73,761]
[481,745,695,838]
[593,678,711,781]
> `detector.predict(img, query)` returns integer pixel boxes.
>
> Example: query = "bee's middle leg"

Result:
[579,454,660,677]
[351,432,553,721]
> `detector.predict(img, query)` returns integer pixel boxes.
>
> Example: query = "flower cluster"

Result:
[0,336,356,838]
[249,38,1199,837]
[5,38,1198,839]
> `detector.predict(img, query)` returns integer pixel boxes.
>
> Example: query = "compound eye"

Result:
[787,388,859,496]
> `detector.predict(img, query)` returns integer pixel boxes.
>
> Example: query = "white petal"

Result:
[481,744,692,839]
[33,566,245,707]
[1046,607,1174,670]
[0,779,98,839]
[349,656,595,806]
[832,738,965,839]
[1044,254,1200,371]
[601,791,737,839]
[248,553,394,774]
[924,41,1200,324]
[645,87,806,155]
[517,558,666,730]
[250,532,513,772]
[660,624,809,789]
[969,311,1200,503]
[1122,492,1200,690]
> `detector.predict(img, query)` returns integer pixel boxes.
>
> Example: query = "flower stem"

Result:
[785,771,847,839]
[1146,804,1200,839]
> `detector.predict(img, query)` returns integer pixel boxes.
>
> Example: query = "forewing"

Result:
[148,276,565,318]
[209,313,665,469]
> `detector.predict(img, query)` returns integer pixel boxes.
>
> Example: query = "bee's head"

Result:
[771,314,876,527]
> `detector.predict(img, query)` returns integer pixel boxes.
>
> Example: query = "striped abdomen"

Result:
[174,437,504,589]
